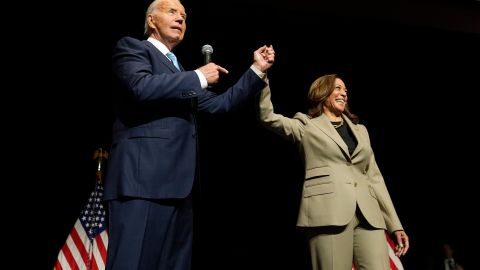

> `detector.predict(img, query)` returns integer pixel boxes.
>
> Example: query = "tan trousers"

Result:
[305,209,390,270]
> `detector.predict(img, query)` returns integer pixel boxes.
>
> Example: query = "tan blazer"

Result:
[258,86,403,233]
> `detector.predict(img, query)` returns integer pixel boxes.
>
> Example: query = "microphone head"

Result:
[201,44,213,55]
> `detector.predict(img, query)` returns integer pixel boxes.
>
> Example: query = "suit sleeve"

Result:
[112,37,201,102]
[257,85,307,143]
[196,68,266,114]
[361,124,404,233]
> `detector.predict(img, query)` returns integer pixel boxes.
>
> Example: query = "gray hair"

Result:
[144,0,162,36]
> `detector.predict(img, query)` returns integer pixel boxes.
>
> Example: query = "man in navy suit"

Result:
[104,0,275,269]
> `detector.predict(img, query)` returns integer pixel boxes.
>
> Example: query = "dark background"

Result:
[22,0,479,268]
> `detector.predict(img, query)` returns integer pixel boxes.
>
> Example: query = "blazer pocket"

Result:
[305,166,331,180]
[304,181,334,197]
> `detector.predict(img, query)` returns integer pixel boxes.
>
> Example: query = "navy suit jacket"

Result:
[104,37,266,201]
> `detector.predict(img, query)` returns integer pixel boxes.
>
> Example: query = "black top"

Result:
[331,120,357,156]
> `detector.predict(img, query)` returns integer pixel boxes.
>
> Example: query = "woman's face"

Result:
[324,78,348,115]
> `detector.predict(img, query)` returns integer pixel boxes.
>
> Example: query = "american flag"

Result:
[54,179,109,270]
[352,232,404,270]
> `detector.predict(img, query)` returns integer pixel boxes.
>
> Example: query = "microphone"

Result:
[201,44,213,64]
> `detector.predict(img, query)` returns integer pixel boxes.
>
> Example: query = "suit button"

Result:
[354,182,358,187]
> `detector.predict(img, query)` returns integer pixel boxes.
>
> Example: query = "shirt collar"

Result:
[147,37,170,56]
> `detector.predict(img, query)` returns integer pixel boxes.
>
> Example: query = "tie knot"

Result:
[166,52,177,61]
[166,52,180,70]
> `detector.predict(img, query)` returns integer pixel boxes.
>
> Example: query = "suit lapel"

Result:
[145,41,180,73]
[310,114,365,159]
[311,114,350,157]
[344,117,363,158]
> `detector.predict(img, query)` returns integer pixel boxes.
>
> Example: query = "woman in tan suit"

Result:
[258,74,409,270]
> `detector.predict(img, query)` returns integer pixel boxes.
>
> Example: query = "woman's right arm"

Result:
[258,85,306,143]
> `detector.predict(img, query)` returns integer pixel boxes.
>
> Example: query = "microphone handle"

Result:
[204,53,211,64]
[204,53,213,88]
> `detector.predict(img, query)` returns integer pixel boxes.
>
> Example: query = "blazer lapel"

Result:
[311,114,350,157]
[344,117,363,158]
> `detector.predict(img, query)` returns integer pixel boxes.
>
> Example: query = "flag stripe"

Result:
[60,235,83,270]
[100,231,109,260]
[385,232,404,270]
[388,244,400,270]
[71,221,91,265]
[92,231,108,270]
[54,251,66,270]
[65,229,88,270]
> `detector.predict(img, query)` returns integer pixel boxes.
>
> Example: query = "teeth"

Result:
[336,99,345,104]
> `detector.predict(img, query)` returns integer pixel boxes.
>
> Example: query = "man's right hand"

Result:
[197,63,229,86]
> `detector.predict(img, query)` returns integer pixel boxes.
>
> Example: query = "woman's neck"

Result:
[324,110,342,122]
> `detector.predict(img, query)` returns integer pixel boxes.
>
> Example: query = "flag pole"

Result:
[93,148,108,183]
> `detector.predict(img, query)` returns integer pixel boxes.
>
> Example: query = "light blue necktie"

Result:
[166,52,180,71]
